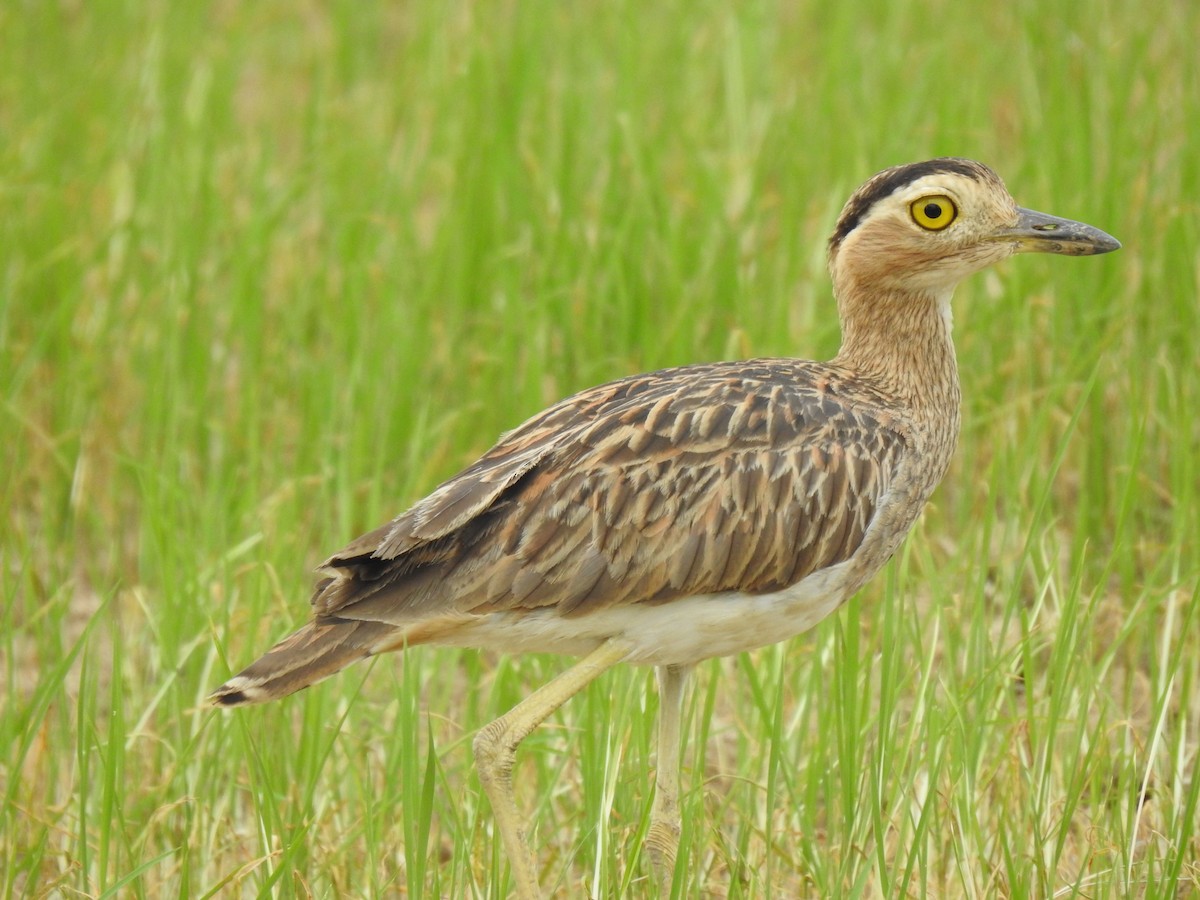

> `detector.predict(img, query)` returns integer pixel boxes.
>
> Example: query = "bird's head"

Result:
[827,158,1120,299]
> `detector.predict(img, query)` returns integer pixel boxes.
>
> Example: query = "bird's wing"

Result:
[312,360,911,622]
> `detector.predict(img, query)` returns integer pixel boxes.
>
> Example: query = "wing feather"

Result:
[314,359,912,624]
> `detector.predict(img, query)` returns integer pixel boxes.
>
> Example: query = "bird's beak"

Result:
[989,207,1121,256]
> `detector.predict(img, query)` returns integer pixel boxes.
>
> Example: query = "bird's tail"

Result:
[210,618,396,707]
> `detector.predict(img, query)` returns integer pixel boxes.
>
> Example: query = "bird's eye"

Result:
[910,195,958,231]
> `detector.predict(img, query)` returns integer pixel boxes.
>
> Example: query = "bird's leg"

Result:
[646,663,692,891]
[473,640,630,900]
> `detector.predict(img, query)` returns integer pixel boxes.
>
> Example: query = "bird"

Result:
[211,158,1119,898]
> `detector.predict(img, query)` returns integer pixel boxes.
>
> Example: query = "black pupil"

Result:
[924,202,943,220]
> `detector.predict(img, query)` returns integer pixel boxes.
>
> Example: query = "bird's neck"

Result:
[831,284,962,422]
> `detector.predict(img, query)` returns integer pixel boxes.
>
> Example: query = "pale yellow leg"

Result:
[646,663,691,891]
[473,640,631,900]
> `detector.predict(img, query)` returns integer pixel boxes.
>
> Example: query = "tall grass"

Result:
[2,0,1196,896]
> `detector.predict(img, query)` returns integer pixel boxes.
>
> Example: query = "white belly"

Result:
[426,559,856,667]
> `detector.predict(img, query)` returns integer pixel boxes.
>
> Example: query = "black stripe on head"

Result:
[829,158,999,250]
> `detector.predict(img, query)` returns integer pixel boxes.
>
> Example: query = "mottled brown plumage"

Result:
[336,363,907,608]
[211,158,1119,898]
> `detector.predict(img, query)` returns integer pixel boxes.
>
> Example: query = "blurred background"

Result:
[2,1,1196,897]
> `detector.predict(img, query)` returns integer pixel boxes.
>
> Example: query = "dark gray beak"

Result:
[989,207,1121,256]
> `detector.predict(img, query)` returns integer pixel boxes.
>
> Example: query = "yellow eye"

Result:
[910,195,958,231]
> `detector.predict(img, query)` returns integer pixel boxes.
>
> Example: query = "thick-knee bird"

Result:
[212,158,1119,898]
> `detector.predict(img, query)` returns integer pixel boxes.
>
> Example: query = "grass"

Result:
[2,0,1198,896]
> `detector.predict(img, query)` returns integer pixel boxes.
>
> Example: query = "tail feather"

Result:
[210,618,395,707]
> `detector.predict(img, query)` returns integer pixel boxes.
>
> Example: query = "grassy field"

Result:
[3,0,1198,897]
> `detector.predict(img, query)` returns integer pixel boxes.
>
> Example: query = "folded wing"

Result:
[315,360,911,627]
